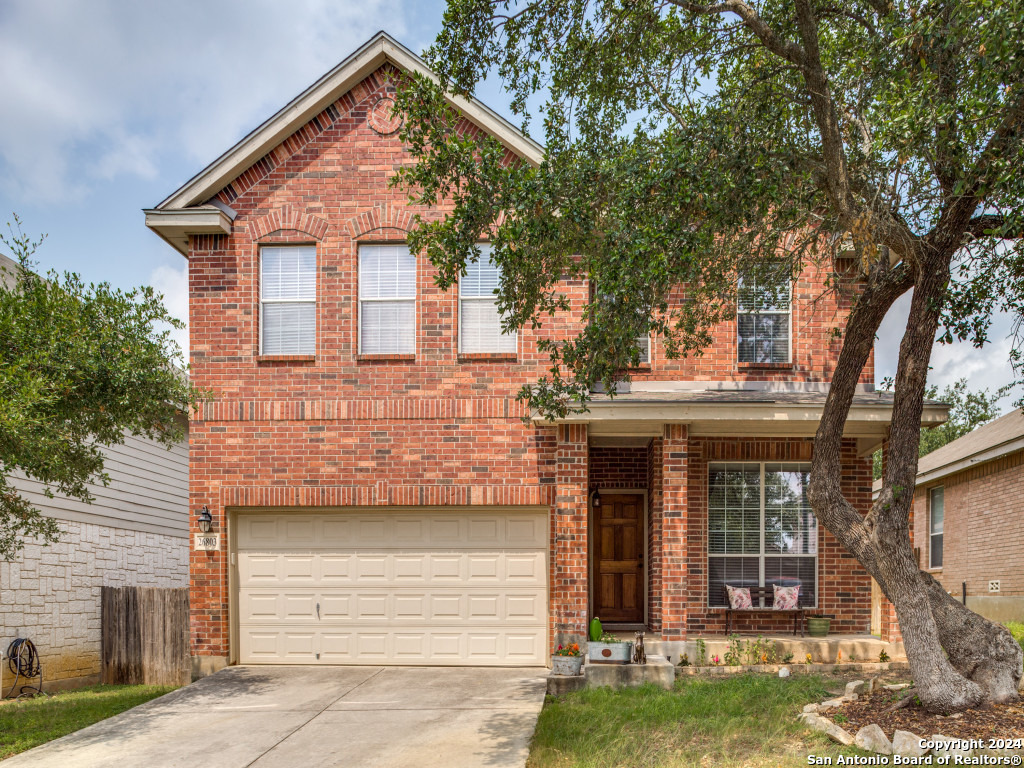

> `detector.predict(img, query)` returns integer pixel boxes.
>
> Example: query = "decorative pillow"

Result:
[726,585,753,610]
[773,584,800,610]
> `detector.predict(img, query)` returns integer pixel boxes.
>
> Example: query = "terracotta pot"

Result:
[551,654,584,676]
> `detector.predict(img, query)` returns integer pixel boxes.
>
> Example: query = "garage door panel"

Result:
[236,509,547,665]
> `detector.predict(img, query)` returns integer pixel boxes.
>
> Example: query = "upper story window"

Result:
[636,335,650,365]
[929,486,944,569]
[738,275,791,364]
[708,462,818,608]
[359,245,416,355]
[459,246,517,354]
[260,246,316,355]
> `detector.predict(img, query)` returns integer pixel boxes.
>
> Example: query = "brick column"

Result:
[552,423,589,648]
[661,424,689,639]
[647,436,664,633]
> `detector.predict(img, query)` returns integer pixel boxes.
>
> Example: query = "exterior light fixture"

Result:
[197,505,213,533]
[591,488,602,510]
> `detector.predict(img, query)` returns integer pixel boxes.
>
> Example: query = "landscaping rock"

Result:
[884,683,911,691]
[802,703,818,713]
[798,713,854,746]
[892,730,928,758]
[930,734,973,759]
[865,676,879,695]
[818,698,845,709]
[845,680,866,698]
[854,724,892,755]
[779,667,790,678]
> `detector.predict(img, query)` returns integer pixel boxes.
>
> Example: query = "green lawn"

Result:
[0,684,175,759]
[528,674,861,768]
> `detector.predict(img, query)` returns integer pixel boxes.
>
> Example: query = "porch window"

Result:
[929,486,944,569]
[738,275,791,364]
[708,462,817,607]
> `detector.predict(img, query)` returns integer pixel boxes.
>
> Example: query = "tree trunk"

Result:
[810,248,1023,712]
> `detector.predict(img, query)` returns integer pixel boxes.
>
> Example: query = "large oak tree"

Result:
[393,0,1024,711]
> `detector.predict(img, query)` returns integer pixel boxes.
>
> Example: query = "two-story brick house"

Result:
[146,32,944,676]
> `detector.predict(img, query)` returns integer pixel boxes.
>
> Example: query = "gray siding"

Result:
[8,432,189,539]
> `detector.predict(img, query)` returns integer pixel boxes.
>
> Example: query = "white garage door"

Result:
[236,510,548,665]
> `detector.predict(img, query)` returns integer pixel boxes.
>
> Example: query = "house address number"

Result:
[194,533,220,551]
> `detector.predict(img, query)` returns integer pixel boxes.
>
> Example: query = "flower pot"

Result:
[551,654,584,676]
[588,641,634,664]
[807,616,831,638]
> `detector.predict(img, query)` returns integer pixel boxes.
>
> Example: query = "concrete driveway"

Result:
[3,666,548,768]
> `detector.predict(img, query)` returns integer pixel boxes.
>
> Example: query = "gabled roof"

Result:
[915,408,1024,485]
[872,407,1024,497]
[145,31,543,256]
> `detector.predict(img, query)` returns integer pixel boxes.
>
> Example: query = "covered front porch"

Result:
[547,387,944,649]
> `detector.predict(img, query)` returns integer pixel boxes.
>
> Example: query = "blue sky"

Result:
[0,0,1017,401]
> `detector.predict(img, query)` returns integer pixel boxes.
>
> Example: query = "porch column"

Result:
[661,423,689,639]
[552,423,589,646]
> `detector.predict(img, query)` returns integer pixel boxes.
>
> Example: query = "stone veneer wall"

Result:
[0,520,187,691]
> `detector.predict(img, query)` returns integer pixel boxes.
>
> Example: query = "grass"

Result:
[528,674,863,768]
[0,684,175,759]
[1006,621,1024,650]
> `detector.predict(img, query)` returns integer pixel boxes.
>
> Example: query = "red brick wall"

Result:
[589,446,647,489]
[913,450,1024,599]
[186,63,874,659]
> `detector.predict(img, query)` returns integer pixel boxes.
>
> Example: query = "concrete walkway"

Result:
[3,666,549,768]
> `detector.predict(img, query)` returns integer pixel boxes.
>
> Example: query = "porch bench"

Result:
[721,585,805,637]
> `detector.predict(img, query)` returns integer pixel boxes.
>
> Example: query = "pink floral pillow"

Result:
[773,584,800,610]
[726,585,753,609]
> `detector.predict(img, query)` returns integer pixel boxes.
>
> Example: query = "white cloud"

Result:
[150,262,189,360]
[0,0,412,203]
[875,291,1020,399]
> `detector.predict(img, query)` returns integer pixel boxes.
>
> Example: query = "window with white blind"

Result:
[929,487,944,569]
[459,247,517,354]
[708,462,818,607]
[636,335,650,364]
[260,246,316,355]
[738,275,791,364]
[359,245,416,355]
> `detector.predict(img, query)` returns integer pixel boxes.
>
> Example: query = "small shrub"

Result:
[678,653,690,667]
[724,635,743,666]
[695,638,707,667]
[878,650,890,663]
[782,652,794,664]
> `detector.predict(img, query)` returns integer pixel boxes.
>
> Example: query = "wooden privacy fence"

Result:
[102,586,190,686]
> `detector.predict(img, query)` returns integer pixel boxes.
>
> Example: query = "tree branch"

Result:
[669,0,806,67]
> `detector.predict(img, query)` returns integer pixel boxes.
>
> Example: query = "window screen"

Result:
[738,276,791,363]
[460,246,517,354]
[261,246,316,355]
[359,245,416,355]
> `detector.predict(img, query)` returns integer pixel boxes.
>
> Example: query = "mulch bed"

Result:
[824,690,1024,740]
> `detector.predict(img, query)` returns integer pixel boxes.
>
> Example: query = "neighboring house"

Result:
[145,32,945,675]
[0,251,189,692]
[901,409,1023,624]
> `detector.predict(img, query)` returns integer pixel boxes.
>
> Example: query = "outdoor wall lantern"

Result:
[197,505,213,533]
[590,488,602,510]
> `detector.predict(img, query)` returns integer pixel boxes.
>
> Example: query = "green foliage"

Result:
[695,638,707,667]
[879,649,891,663]
[724,635,743,666]
[873,378,1010,478]
[0,217,201,560]
[395,0,1024,418]
[0,684,175,759]
[1005,622,1024,650]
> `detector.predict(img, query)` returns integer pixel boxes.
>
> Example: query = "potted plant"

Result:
[807,614,831,637]
[551,642,584,676]
[588,631,634,664]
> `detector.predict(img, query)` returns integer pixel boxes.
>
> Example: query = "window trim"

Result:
[259,244,317,357]
[736,276,793,365]
[706,461,819,608]
[929,486,944,570]
[357,243,418,357]
[457,246,518,356]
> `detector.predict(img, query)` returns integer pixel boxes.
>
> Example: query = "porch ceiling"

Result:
[539,389,949,457]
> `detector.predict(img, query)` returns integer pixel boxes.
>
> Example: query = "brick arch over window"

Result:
[249,206,329,242]
[345,203,415,239]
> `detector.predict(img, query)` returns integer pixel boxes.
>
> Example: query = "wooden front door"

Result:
[594,493,645,623]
